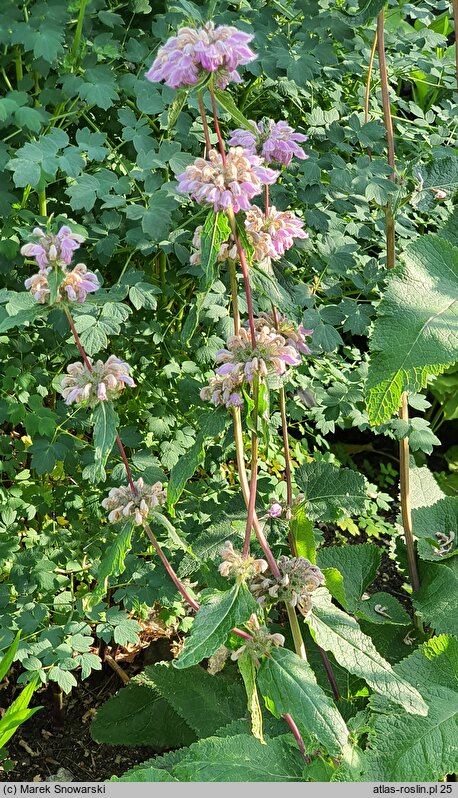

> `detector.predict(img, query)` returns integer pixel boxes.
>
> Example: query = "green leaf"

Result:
[7,158,41,187]
[129,282,160,310]
[48,666,77,694]
[412,156,458,211]
[110,768,177,782]
[316,543,381,611]
[167,434,205,510]
[200,211,231,291]
[414,561,458,636]
[96,523,133,594]
[174,583,258,669]
[92,402,119,474]
[337,0,386,25]
[290,506,316,562]
[0,678,41,750]
[356,592,411,625]
[172,733,306,782]
[90,681,196,749]
[364,636,458,781]
[257,647,349,756]
[30,438,68,475]
[113,618,141,647]
[366,235,458,424]
[308,589,427,715]
[213,90,257,134]
[0,631,21,682]
[295,461,368,522]
[143,662,246,739]
[237,655,265,744]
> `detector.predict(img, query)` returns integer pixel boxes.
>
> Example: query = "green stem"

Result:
[71,0,90,65]
[227,258,240,335]
[243,377,259,557]
[399,393,421,596]
[286,605,307,661]
[38,189,47,218]
[197,90,211,153]
[14,47,23,84]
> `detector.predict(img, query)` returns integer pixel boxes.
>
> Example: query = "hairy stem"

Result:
[399,394,421,594]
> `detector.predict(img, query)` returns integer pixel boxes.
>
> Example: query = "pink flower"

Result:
[59,356,135,407]
[201,321,303,410]
[268,502,283,518]
[61,264,100,303]
[254,313,313,356]
[24,270,51,304]
[24,263,100,305]
[145,22,256,90]
[177,147,278,213]
[21,226,85,270]
[244,205,308,261]
[228,119,308,166]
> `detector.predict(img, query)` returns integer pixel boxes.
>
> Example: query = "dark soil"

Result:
[0,639,175,783]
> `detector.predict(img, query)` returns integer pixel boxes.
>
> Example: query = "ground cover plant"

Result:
[0,0,457,783]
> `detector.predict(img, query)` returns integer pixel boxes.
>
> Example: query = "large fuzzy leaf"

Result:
[316,543,381,611]
[366,235,458,424]
[144,662,246,739]
[307,589,427,716]
[172,734,306,782]
[295,461,368,522]
[173,583,258,669]
[412,156,458,212]
[257,647,349,756]
[414,561,458,636]
[90,680,196,749]
[364,636,458,780]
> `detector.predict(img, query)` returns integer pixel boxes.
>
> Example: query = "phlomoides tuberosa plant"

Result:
[10,5,458,784]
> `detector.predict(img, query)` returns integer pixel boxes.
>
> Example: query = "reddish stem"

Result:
[143,523,200,611]
[64,308,92,371]
[115,434,137,495]
[282,713,307,758]
[209,85,226,165]
[264,184,269,217]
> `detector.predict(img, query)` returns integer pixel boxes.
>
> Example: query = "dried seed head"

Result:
[218,541,268,582]
[250,556,325,617]
[101,477,167,525]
